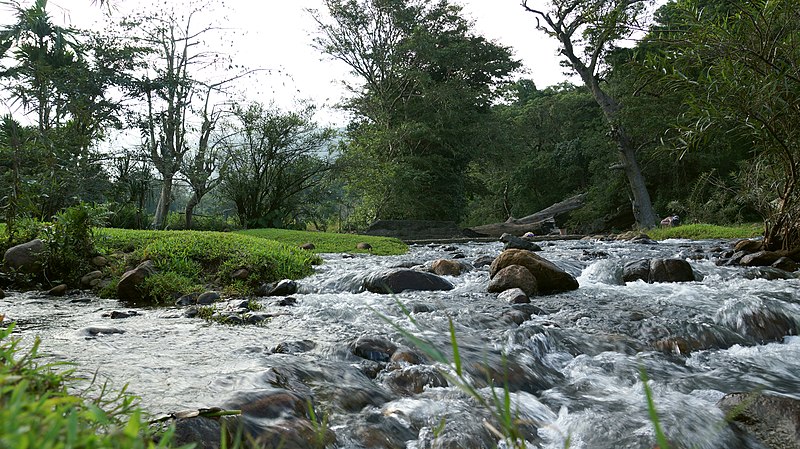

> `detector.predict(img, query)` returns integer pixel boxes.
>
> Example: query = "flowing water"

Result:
[2,238,799,449]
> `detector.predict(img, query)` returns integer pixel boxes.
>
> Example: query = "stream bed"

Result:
[1,238,799,449]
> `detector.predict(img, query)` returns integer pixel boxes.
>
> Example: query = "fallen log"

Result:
[470,193,586,238]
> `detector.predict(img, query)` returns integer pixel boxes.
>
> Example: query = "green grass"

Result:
[236,228,407,255]
[96,228,322,303]
[0,324,177,449]
[646,223,762,241]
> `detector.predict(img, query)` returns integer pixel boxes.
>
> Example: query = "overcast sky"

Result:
[4,0,573,126]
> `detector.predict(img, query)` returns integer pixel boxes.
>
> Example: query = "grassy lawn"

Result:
[96,228,323,303]
[236,228,408,255]
[646,223,763,241]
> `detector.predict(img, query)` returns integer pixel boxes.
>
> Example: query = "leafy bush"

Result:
[40,203,109,285]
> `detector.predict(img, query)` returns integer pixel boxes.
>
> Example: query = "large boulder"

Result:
[488,265,538,296]
[489,249,578,295]
[718,393,800,449]
[740,250,786,267]
[3,239,45,274]
[364,269,454,294]
[117,260,156,302]
[623,258,696,283]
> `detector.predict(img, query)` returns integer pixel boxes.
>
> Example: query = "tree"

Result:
[218,103,336,229]
[180,88,223,229]
[0,0,138,219]
[313,0,520,224]
[652,0,800,251]
[521,0,660,228]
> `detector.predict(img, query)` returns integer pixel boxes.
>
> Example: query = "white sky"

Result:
[14,0,568,127]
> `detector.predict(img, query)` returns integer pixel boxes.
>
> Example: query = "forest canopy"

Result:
[0,0,797,251]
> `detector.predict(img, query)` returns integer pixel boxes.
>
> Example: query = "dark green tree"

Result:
[652,0,800,251]
[521,0,660,228]
[218,103,336,229]
[313,0,520,225]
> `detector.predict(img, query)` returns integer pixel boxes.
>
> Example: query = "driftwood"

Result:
[470,193,586,238]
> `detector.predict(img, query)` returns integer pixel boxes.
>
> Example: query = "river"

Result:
[1,238,798,449]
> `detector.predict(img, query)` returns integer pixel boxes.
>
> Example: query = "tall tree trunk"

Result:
[152,173,174,229]
[184,192,199,230]
[583,72,659,229]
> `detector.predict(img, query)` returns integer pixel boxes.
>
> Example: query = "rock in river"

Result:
[364,268,454,294]
[490,249,578,295]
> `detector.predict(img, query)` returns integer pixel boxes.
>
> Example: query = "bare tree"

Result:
[521,0,659,228]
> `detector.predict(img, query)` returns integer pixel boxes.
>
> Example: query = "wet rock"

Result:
[430,259,467,276]
[649,259,696,283]
[468,356,558,393]
[245,313,272,325]
[0,288,4,299]
[350,335,398,363]
[259,279,298,297]
[740,250,785,267]
[623,258,695,283]
[512,303,545,316]
[472,255,495,269]
[718,393,800,449]
[273,296,297,306]
[184,307,200,318]
[170,416,236,449]
[381,365,447,396]
[502,308,531,325]
[410,302,434,313]
[350,412,416,449]
[652,323,748,355]
[355,359,384,379]
[390,347,425,365]
[197,291,221,305]
[117,260,156,302]
[79,327,125,337]
[488,265,538,296]
[498,287,529,304]
[733,309,797,344]
[102,310,139,319]
[773,257,799,272]
[742,267,797,281]
[580,250,609,261]
[176,293,199,306]
[80,271,103,289]
[230,268,250,280]
[47,284,68,296]
[500,233,542,252]
[616,231,657,244]
[299,242,315,250]
[364,269,454,294]
[3,239,45,274]
[490,249,579,295]
[356,242,373,251]
[734,239,763,253]
[270,340,316,354]
[224,389,337,449]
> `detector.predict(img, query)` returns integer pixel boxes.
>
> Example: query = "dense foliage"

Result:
[1,0,798,253]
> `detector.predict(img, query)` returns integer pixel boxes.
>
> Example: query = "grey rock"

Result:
[117,260,156,302]
[501,233,542,252]
[498,287,530,304]
[47,284,68,296]
[364,269,454,294]
[81,271,103,289]
[259,279,298,297]
[3,239,45,274]
[488,265,538,296]
[197,291,221,305]
[718,393,800,449]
